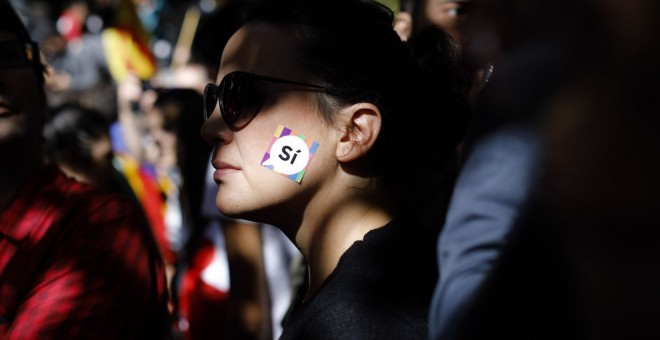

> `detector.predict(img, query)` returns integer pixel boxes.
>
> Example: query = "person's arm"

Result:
[429,124,539,340]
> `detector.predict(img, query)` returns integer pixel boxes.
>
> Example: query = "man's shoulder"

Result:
[19,166,146,234]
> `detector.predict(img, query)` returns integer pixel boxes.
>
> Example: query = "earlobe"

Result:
[336,103,382,163]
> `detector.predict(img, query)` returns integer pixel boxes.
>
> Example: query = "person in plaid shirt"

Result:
[0,1,170,338]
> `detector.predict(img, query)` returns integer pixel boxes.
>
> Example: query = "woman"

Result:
[201,0,468,338]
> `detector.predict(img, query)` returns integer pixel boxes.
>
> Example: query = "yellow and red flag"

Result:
[103,0,157,82]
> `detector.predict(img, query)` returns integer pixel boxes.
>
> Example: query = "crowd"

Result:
[1,0,659,339]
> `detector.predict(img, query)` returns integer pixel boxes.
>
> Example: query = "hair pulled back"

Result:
[244,0,470,217]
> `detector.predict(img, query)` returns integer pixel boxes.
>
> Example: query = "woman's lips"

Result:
[212,161,241,182]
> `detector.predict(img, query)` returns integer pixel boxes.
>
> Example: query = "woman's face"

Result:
[201,22,341,226]
[145,106,178,171]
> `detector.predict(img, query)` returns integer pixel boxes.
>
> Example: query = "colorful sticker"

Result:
[261,125,319,183]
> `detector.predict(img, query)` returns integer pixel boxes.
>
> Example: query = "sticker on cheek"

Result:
[260,124,319,183]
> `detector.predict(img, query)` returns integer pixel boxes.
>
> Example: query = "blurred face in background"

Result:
[0,32,47,154]
[415,0,475,46]
[145,104,179,172]
[394,0,487,102]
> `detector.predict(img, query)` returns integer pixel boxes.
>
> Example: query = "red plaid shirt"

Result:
[0,166,169,339]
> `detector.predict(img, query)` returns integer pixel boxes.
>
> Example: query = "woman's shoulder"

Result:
[282,296,429,340]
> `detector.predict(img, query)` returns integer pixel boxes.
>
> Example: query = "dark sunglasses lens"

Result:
[203,84,219,120]
[220,73,251,127]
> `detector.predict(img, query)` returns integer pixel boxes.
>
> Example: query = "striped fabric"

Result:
[0,166,169,339]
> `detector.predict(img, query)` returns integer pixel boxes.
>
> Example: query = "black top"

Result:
[280,214,438,340]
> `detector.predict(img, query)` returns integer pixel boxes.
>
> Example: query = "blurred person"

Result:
[427,0,563,337]
[113,76,184,279]
[112,73,173,276]
[141,88,217,338]
[395,0,476,45]
[42,102,177,317]
[43,102,137,200]
[142,87,213,265]
[200,0,468,338]
[445,1,660,339]
[393,14,524,331]
[56,0,89,42]
[44,29,117,121]
[395,0,490,106]
[0,1,169,338]
[429,120,541,340]
[44,1,117,120]
[45,0,159,121]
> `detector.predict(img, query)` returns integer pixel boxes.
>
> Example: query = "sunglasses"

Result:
[203,71,333,128]
[0,40,39,69]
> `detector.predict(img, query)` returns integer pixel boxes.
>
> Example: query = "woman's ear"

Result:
[336,103,382,163]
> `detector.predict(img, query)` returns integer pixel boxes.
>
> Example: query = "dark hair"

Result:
[244,0,470,216]
[190,1,250,80]
[0,0,47,85]
[44,102,111,167]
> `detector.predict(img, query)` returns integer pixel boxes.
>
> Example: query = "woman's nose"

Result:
[200,109,232,146]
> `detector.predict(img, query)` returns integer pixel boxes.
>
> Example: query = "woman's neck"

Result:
[297,182,399,302]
